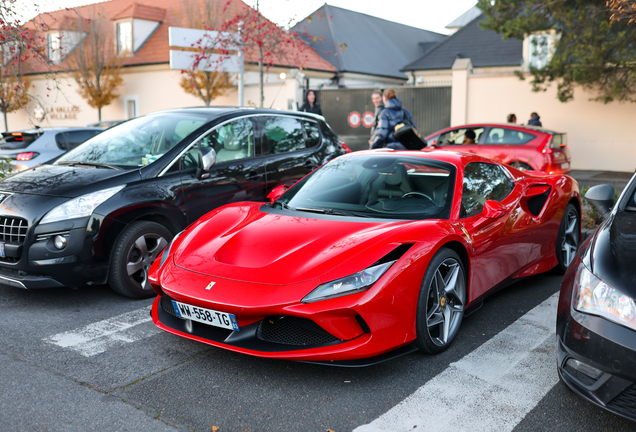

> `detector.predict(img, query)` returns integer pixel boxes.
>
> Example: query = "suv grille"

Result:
[608,384,636,418]
[0,217,27,244]
[257,316,340,347]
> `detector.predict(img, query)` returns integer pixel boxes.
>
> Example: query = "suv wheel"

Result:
[108,221,172,299]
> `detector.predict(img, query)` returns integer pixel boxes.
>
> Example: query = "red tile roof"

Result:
[23,0,336,74]
[111,3,167,22]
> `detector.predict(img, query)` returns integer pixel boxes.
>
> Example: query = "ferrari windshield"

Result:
[56,113,209,167]
[277,155,455,220]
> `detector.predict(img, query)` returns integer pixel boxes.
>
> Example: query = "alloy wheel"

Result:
[561,208,579,268]
[126,233,168,290]
[425,257,466,347]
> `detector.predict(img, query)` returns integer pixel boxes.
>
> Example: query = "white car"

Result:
[0,127,104,171]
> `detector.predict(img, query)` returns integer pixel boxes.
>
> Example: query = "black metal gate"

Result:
[316,87,451,151]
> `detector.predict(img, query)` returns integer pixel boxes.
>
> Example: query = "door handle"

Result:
[246,171,263,181]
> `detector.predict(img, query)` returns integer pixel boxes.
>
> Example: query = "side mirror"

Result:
[482,199,507,219]
[196,146,216,179]
[267,185,289,203]
[473,200,506,229]
[585,184,615,219]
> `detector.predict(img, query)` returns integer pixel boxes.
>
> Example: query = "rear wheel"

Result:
[556,203,579,273]
[108,221,172,299]
[415,248,467,354]
[510,161,533,171]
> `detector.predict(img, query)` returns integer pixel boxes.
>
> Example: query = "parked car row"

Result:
[0,108,633,423]
[0,127,104,171]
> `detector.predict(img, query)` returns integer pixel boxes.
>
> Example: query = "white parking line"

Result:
[44,306,161,357]
[355,292,560,432]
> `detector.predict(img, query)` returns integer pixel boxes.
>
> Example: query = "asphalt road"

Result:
[1,271,635,432]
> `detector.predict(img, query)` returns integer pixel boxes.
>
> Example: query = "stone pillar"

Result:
[451,58,472,126]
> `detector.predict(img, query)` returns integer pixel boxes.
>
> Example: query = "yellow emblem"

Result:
[205,281,216,290]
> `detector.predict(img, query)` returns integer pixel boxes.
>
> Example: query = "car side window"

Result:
[484,127,535,145]
[439,127,485,146]
[263,116,305,154]
[461,162,514,218]
[304,121,320,148]
[182,117,255,170]
[55,130,102,150]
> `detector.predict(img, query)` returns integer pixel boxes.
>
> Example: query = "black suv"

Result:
[0,108,347,298]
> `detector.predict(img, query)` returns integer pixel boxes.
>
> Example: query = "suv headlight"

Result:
[302,261,395,303]
[574,263,636,331]
[40,185,125,225]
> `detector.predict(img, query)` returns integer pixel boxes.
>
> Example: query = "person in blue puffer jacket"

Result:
[370,89,415,150]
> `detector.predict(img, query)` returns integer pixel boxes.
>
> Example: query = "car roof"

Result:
[6,127,104,134]
[431,123,564,135]
[150,107,325,121]
[343,148,498,167]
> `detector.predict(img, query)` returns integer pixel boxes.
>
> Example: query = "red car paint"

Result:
[150,150,580,362]
[424,123,571,174]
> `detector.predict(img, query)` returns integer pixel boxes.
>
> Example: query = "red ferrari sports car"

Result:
[149,150,581,366]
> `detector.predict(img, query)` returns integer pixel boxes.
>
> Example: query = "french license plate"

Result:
[171,300,239,331]
[561,162,570,169]
[0,242,5,258]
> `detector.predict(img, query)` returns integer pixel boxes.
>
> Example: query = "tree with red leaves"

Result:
[608,0,636,23]
[214,0,316,107]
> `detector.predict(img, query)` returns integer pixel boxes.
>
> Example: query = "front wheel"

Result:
[415,248,467,354]
[555,203,579,273]
[108,221,172,299]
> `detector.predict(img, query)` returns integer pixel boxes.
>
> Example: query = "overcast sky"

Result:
[17,0,477,35]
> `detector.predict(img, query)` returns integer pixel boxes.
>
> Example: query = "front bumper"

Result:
[557,310,636,422]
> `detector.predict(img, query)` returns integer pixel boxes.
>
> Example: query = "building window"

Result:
[116,21,133,55]
[528,34,550,70]
[124,95,138,119]
[48,32,62,63]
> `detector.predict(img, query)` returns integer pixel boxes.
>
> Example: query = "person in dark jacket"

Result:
[527,112,542,126]
[369,89,415,150]
[299,90,322,116]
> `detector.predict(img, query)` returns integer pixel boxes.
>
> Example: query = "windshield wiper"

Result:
[273,199,293,210]
[58,161,119,170]
[295,207,372,218]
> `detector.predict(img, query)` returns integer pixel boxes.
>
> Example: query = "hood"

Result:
[589,210,636,298]
[0,164,136,198]
[385,97,403,110]
[174,204,410,285]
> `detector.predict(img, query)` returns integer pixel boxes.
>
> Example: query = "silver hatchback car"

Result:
[0,127,104,171]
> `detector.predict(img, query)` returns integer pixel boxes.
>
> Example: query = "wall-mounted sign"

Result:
[362,111,374,128]
[348,111,361,128]
[32,103,46,122]
[47,106,81,121]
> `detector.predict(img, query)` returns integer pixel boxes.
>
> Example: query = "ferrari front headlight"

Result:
[574,264,636,331]
[302,261,395,303]
[40,185,125,224]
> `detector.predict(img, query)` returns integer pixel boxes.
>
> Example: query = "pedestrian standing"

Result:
[369,90,385,145]
[527,112,542,126]
[299,90,322,116]
[507,113,517,123]
[369,89,415,150]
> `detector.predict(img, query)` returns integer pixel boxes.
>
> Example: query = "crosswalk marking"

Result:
[44,306,161,357]
[355,292,560,432]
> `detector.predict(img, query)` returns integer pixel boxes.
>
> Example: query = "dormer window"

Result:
[116,21,133,55]
[48,32,62,63]
[47,30,84,64]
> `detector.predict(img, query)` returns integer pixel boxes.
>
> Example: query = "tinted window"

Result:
[56,130,102,150]
[484,128,535,145]
[276,155,455,220]
[439,128,485,145]
[304,121,320,148]
[461,162,513,218]
[264,116,305,154]
[183,117,255,169]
